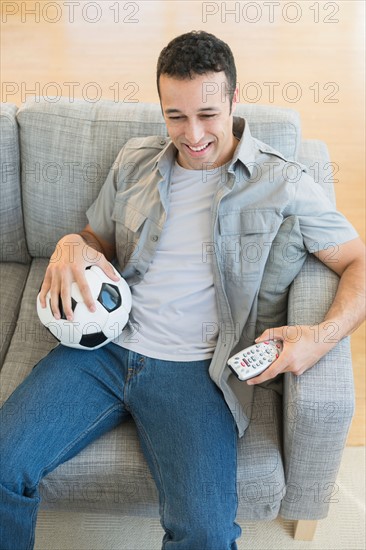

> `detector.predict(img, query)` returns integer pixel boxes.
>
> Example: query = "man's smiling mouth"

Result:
[185,142,212,152]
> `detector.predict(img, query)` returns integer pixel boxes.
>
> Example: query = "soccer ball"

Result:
[37,265,132,350]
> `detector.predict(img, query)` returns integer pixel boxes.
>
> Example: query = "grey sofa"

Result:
[0,98,355,540]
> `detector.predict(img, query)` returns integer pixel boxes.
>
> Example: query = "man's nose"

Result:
[185,120,205,145]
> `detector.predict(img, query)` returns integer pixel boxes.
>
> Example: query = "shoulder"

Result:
[124,135,169,151]
[115,135,170,166]
[254,137,308,175]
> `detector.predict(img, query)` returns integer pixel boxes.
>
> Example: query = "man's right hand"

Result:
[38,228,118,321]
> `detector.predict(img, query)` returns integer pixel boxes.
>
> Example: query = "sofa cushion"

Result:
[235,386,285,519]
[0,104,29,264]
[16,98,301,259]
[0,263,30,368]
[0,259,58,405]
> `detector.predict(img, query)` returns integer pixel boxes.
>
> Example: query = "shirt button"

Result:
[151,235,159,242]
[160,139,166,146]
[135,269,141,276]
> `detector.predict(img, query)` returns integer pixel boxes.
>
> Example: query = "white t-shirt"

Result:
[116,161,222,361]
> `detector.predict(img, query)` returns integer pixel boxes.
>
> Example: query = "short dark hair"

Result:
[156,31,237,106]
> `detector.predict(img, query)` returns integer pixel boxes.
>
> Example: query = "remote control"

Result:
[227,340,283,381]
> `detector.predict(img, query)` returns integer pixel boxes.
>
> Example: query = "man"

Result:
[0,31,364,550]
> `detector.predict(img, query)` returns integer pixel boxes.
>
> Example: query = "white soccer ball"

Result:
[37,265,132,350]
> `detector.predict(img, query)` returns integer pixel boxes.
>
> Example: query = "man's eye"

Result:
[201,114,217,118]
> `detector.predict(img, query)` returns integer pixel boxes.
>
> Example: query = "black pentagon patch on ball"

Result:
[79,332,108,348]
[98,283,121,312]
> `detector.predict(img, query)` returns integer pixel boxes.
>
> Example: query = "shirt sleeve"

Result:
[86,153,122,244]
[285,169,359,253]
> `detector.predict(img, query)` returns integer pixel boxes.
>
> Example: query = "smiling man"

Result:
[1,31,365,550]
[159,71,239,169]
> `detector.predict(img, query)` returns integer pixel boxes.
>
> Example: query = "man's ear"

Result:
[231,86,239,114]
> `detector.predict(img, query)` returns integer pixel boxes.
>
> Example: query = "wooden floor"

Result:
[1,0,364,444]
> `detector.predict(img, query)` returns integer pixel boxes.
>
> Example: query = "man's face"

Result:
[159,72,238,170]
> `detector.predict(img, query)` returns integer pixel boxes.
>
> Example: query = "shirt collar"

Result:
[153,116,256,177]
[230,116,257,176]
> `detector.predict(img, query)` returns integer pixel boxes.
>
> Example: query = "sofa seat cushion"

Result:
[0,263,30,368]
[236,386,285,519]
[0,259,58,405]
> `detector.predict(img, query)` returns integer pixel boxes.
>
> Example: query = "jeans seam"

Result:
[28,402,124,494]
[126,353,147,382]
[231,423,242,547]
[27,494,40,550]
[132,413,171,540]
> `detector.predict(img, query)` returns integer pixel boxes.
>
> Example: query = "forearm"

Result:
[321,259,366,342]
[252,249,365,384]
[78,225,116,262]
[78,231,105,255]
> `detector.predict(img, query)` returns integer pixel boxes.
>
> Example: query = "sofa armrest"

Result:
[280,255,355,520]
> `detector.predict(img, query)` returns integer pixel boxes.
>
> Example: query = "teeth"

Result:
[188,143,209,152]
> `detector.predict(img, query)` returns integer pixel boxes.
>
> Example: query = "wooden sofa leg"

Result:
[293,520,318,540]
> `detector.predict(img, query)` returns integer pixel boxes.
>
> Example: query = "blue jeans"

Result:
[0,343,241,549]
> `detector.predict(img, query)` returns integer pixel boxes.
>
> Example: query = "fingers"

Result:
[59,271,75,321]
[39,270,52,308]
[74,258,119,311]
[49,270,73,321]
[39,246,118,321]
[246,356,287,386]
[41,269,62,320]
[247,327,287,385]
[100,260,120,282]
[248,325,321,385]
[73,267,96,313]
[255,327,284,343]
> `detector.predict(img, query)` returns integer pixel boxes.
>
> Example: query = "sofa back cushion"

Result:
[0,104,30,263]
[16,98,301,258]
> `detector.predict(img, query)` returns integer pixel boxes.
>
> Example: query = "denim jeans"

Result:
[0,343,242,549]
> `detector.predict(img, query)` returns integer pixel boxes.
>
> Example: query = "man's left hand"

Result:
[246,324,338,385]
